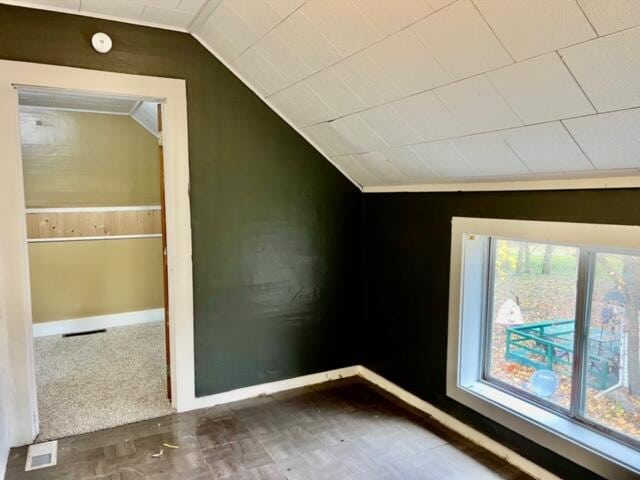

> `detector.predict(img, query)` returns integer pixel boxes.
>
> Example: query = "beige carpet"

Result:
[34,322,174,441]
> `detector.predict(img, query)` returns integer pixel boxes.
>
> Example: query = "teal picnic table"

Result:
[505,319,621,390]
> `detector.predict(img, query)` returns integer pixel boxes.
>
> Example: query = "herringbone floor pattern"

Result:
[6,379,531,479]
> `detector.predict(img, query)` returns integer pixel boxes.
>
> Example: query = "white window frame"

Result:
[447,217,640,480]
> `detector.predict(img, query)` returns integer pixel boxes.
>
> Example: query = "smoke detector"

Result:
[91,32,112,54]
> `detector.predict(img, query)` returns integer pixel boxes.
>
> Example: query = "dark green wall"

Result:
[363,189,640,480]
[0,5,362,396]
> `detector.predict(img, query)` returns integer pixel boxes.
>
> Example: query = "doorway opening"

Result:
[18,88,173,441]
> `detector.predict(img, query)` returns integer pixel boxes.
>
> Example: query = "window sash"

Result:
[479,237,640,451]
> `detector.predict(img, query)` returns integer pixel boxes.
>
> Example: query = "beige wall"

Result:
[20,108,160,208]
[22,108,164,324]
[28,238,164,323]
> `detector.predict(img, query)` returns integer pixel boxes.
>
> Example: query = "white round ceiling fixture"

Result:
[91,32,112,54]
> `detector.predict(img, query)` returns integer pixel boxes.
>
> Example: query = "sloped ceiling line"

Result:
[5,0,640,190]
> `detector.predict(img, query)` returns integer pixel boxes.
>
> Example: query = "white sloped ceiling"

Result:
[7,0,640,190]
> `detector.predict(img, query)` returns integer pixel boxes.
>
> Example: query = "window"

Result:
[448,218,640,479]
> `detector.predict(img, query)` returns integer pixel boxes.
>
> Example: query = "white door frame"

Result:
[0,60,195,446]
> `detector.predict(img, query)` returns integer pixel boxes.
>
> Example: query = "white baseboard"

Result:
[32,308,164,337]
[188,366,360,410]
[188,365,558,480]
[357,366,561,480]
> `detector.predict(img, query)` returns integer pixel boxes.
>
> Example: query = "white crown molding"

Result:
[363,173,640,193]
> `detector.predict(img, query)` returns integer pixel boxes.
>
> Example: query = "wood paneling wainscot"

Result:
[26,208,162,239]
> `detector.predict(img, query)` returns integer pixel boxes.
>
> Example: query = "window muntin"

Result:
[479,239,640,450]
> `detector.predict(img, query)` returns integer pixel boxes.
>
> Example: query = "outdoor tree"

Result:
[541,245,555,274]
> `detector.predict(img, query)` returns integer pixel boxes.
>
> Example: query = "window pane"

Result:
[584,252,640,443]
[487,239,579,409]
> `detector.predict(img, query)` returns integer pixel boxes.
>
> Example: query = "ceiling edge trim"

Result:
[0,0,189,33]
[363,173,640,193]
[190,32,364,192]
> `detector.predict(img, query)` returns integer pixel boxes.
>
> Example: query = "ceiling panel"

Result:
[577,0,640,36]
[392,91,463,142]
[12,0,640,188]
[451,132,529,177]
[560,27,640,113]
[332,51,403,109]
[487,52,595,124]
[500,122,593,173]
[352,0,433,37]
[358,104,423,147]
[411,0,512,80]
[434,75,522,134]
[411,141,474,178]
[366,28,451,98]
[381,146,438,182]
[563,108,640,170]
[474,0,596,60]
[18,89,138,114]
[301,0,381,58]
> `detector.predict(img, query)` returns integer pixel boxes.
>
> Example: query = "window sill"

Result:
[454,380,640,479]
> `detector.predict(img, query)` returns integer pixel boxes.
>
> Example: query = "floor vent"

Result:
[63,328,106,338]
[25,440,58,471]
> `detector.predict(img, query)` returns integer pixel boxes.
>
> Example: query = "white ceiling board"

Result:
[564,108,640,169]
[577,0,640,36]
[254,27,313,87]
[560,27,640,112]
[301,0,381,58]
[329,115,388,154]
[434,75,523,134]
[16,0,79,7]
[142,5,193,28]
[411,140,474,178]
[352,0,433,37]
[233,47,288,96]
[392,91,464,142]
[473,0,596,61]
[302,122,354,157]
[331,154,380,186]
[500,122,593,173]
[451,132,530,177]
[177,0,207,14]
[366,28,451,98]
[358,104,423,147]
[426,0,456,10]
[269,11,342,77]
[304,68,367,118]
[411,0,512,81]
[487,52,595,124]
[81,0,145,20]
[332,51,403,110]
[268,82,336,127]
[197,2,259,58]
[381,146,438,182]
[355,151,406,184]
[265,0,305,18]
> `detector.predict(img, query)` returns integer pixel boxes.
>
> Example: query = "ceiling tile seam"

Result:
[469,0,516,63]
[292,45,573,129]
[262,2,446,99]
[483,73,526,126]
[571,0,600,38]
[446,139,483,177]
[388,103,429,143]
[555,49,599,113]
[559,119,598,170]
[187,0,221,31]
[409,21,456,86]
[500,135,533,174]
[350,0,392,39]
[231,1,309,62]
[191,31,364,191]
[316,106,640,160]
[405,145,442,179]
